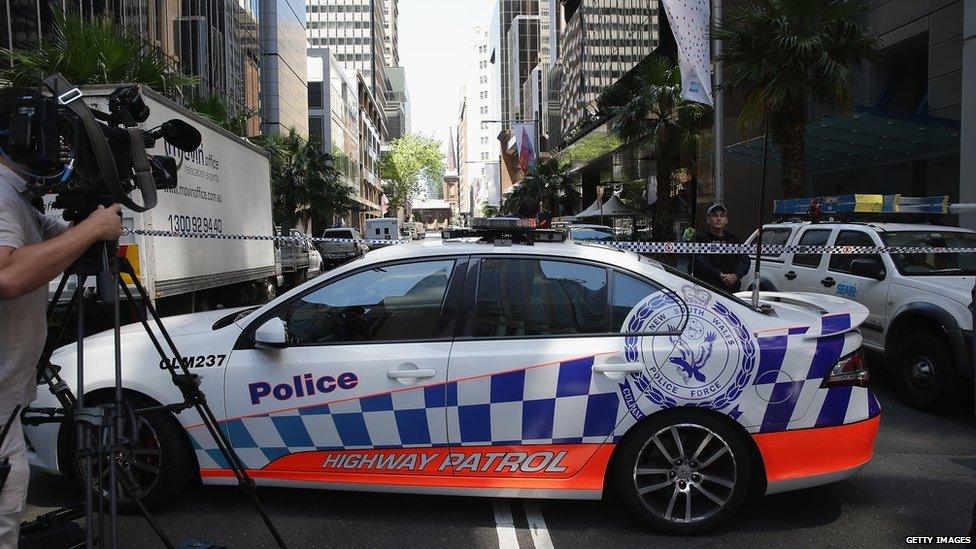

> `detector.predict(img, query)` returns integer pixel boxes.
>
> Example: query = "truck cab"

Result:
[743,221,975,412]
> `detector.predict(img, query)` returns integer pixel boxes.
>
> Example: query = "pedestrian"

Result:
[692,204,750,292]
[0,149,123,544]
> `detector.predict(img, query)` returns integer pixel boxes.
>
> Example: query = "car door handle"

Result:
[592,363,645,374]
[386,368,437,380]
[821,277,836,288]
[784,271,797,280]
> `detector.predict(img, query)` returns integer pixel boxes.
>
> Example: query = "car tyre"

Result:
[613,410,752,535]
[71,394,195,510]
[893,330,959,413]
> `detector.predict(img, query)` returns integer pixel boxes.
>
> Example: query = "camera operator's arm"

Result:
[0,205,122,299]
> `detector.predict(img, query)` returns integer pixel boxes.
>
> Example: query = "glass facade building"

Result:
[1,0,262,133]
[560,0,660,139]
[260,0,309,135]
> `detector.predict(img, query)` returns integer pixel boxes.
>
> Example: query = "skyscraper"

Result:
[260,0,310,135]
[382,0,399,68]
[306,0,389,116]
[489,0,547,130]
[462,24,501,212]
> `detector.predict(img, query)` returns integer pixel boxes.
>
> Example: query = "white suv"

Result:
[743,222,975,412]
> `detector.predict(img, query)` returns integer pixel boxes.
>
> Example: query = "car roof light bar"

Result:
[442,217,566,245]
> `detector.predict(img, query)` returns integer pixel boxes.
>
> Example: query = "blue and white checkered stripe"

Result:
[188,355,622,470]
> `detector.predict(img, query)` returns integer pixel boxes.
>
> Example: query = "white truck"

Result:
[365,218,401,241]
[47,86,278,316]
[742,221,975,412]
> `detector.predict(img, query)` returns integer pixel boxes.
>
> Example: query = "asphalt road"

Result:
[22,370,976,548]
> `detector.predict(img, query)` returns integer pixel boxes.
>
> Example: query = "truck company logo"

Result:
[248,372,359,405]
[621,286,757,411]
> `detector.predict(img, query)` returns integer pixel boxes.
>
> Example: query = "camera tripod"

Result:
[22,241,287,548]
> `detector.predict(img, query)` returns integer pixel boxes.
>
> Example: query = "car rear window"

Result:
[324,229,354,239]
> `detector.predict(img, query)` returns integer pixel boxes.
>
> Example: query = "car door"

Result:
[783,227,835,292]
[219,257,464,481]
[823,229,888,348]
[443,256,685,484]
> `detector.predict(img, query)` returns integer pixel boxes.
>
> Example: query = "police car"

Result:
[742,219,975,413]
[25,220,880,534]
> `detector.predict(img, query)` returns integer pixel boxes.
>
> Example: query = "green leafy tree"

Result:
[502,158,579,217]
[185,93,256,137]
[379,134,445,215]
[0,11,195,98]
[602,55,710,243]
[716,0,878,197]
[252,128,349,232]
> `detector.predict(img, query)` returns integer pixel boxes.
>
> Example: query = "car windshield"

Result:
[570,227,615,242]
[880,231,976,276]
[324,229,354,239]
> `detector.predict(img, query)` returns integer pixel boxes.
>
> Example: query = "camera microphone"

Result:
[151,119,202,152]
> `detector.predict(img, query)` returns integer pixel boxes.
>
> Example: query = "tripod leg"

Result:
[74,274,95,549]
[116,262,288,549]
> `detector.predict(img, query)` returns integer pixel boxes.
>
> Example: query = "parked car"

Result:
[316,227,369,271]
[742,221,975,412]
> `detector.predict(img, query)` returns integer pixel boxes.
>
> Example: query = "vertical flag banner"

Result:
[662,0,713,105]
[381,193,389,215]
[485,162,502,207]
[514,122,538,172]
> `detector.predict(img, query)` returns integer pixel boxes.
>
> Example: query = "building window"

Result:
[308,81,324,109]
[309,116,325,147]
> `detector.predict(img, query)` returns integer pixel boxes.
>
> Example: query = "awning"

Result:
[569,195,643,219]
[725,107,961,175]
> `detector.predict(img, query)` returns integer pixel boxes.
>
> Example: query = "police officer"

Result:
[693,204,750,292]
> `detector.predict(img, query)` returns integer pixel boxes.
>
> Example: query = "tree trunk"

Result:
[653,156,674,243]
[773,108,808,198]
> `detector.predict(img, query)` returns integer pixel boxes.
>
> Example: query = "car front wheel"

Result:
[613,410,753,534]
[71,394,195,509]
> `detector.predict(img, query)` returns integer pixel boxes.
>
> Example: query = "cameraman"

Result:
[0,156,121,545]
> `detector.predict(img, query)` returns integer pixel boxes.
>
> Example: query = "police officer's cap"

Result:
[706,203,728,215]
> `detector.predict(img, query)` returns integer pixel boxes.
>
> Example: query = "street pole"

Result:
[750,110,770,310]
[713,0,725,206]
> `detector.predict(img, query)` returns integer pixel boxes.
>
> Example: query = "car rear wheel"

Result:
[71,394,195,509]
[894,331,959,413]
[613,411,752,534]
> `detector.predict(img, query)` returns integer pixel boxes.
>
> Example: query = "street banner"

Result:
[380,193,389,215]
[662,0,713,105]
[514,122,538,172]
[484,162,501,207]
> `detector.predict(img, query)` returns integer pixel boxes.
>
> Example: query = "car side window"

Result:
[473,258,608,337]
[755,228,792,260]
[791,229,831,268]
[828,231,881,274]
[611,271,685,333]
[284,260,454,344]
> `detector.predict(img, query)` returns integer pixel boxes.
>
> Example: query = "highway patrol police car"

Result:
[25,220,880,534]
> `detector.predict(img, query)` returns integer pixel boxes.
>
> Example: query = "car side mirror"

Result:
[254,317,288,348]
[850,258,885,280]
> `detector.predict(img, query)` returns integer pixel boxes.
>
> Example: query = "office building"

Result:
[723,0,975,232]
[560,0,660,139]
[260,0,309,135]
[385,66,411,140]
[489,0,547,131]
[462,24,501,212]
[308,49,384,230]
[382,0,399,67]
[358,71,387,222]
[306,0,389,116]
[1,0,262,135]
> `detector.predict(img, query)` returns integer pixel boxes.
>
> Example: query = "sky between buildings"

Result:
[399,0,493,156]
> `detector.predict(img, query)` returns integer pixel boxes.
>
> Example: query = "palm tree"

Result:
[502,158,579,217]
[252,129,349,232]
[0,11,195,98]
[715,0,879,197]
[602,55,710,243]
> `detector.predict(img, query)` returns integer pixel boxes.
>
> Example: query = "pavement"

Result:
[22,369,976,548]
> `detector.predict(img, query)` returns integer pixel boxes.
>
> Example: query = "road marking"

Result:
[523,501,554,549]
[492,499,520,549]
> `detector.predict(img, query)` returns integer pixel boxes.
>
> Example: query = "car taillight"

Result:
[822,348,870,388]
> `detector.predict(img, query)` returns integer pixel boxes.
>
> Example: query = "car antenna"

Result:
[750,110,771,310]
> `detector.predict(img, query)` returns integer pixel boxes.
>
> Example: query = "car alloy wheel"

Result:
[632,424,737,525]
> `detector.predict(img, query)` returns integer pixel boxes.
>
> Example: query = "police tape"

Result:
[120,228,976,255]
